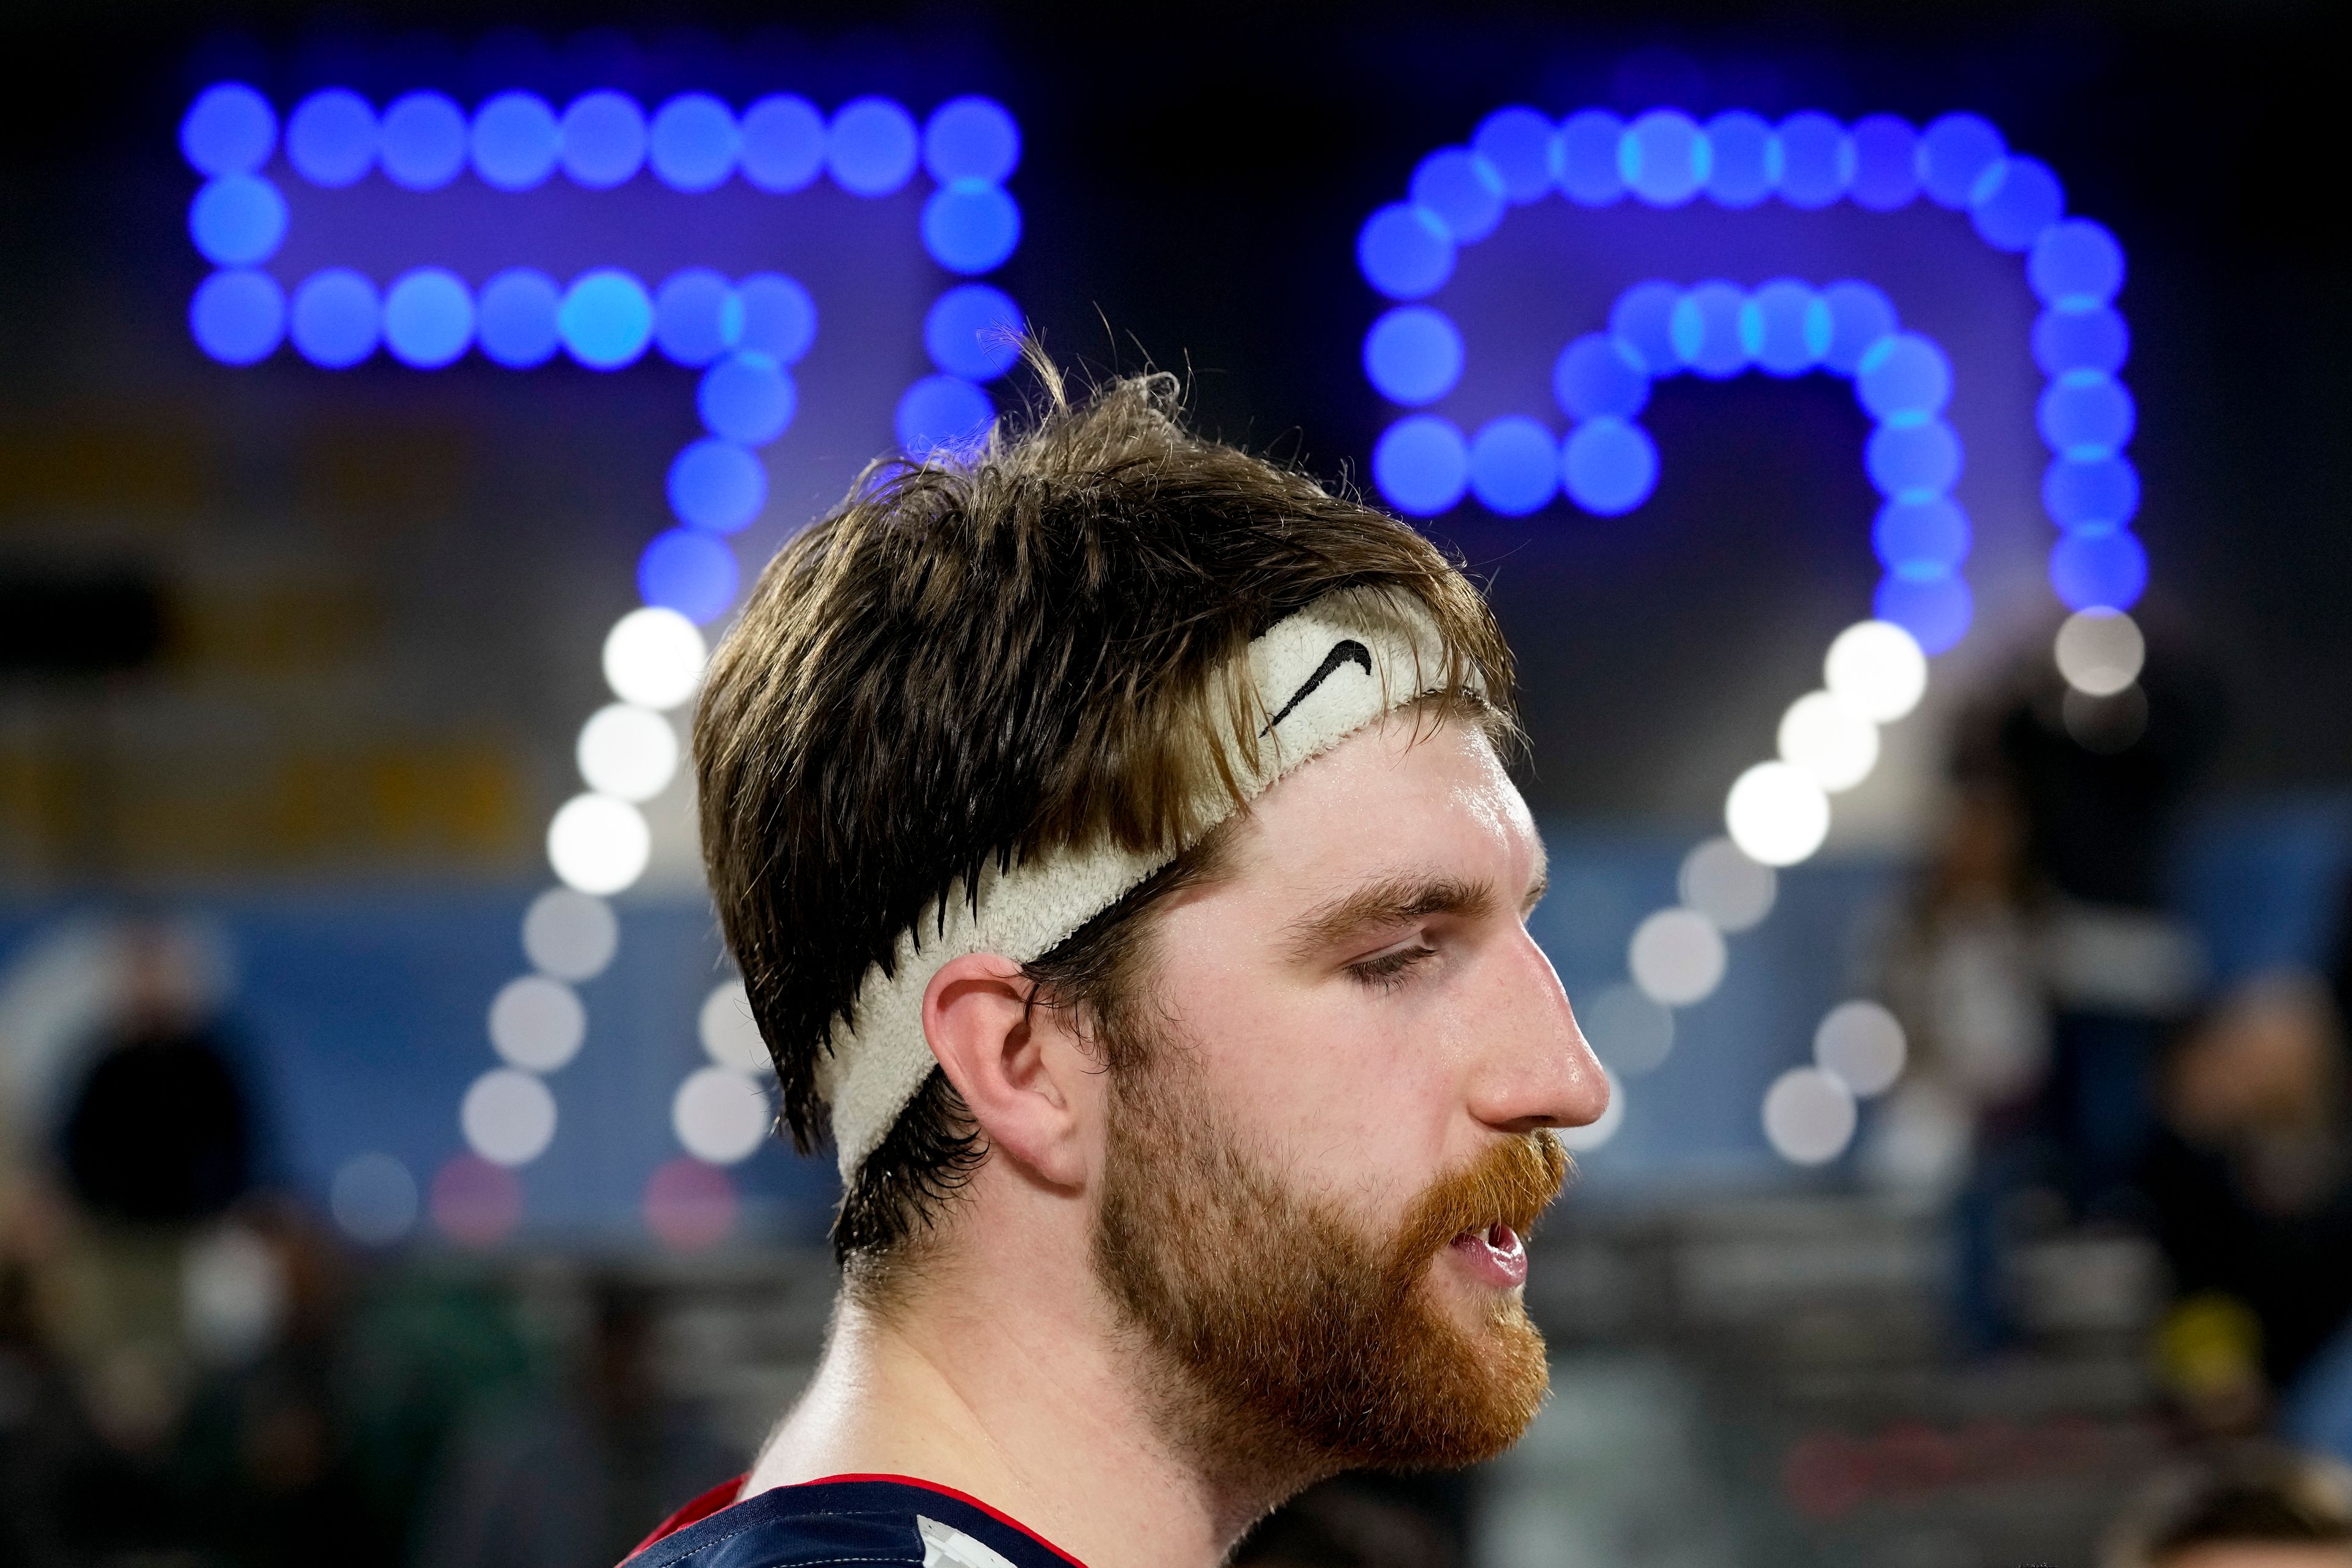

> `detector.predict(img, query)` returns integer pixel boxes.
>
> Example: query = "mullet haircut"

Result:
[693,359,1515,1271]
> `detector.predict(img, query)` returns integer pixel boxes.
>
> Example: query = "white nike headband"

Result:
[815,589,1472,1178]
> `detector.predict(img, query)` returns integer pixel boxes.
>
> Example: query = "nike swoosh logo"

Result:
[1261,638,1374,736]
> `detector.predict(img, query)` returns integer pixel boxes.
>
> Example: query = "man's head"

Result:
[2107,1448,2352,1568]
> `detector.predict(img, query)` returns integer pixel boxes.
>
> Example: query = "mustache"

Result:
[1392,1132,1569,1270]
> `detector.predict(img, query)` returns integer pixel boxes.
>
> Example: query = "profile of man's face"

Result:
[1088,712,1607,1479]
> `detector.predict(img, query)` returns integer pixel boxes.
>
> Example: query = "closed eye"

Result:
[1348,942,1438,992]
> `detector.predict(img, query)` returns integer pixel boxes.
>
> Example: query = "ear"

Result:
[922,952,1094,1188]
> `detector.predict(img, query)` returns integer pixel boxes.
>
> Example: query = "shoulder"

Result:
[623,1478,1080,1568]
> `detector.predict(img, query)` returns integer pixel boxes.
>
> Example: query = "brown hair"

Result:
[693,362,1514,1268]
[2106,1447,2352,1568]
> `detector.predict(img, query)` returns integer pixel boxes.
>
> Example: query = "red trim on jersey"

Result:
[625,1471,1089,1568]
[627,1474,746,1558]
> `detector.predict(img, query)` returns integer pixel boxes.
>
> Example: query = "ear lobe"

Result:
[922,952,1090,1188]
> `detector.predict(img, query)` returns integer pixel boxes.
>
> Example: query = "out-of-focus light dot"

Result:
[654,270,742,367]
[924,96,1019,185]
[189,175,288,266]
[1467,417,1558,516]
[1668,279,1748,379]
[1774,111,1853,208]
[643,1157,736,1251]
[922,181,1021,274]
[1815,1001,1907,1097]
[576,703,679,802]
[286,89,375,186]
[1702,110,1776,207]
[639,529,741,625]
[1555,1068,1624,1153]
[1970,156,2065,252]
[649,93,738,192]
[1728,761,1831,867]
[461,1068,558,1166]
[183,83,276,176]
[1553,333,1649,421]
[522,887,619,981]
[1471,106,1556,203]
[190,270,284,364]
[476,269,561,368]
[2063,684,2149,753]
[2054,608,2146,696]
[2034,305,2130,379]
[673,1066,771,1164]
[547,793,651,895]
[1372,415,1469,516]
[1866,419,1962,499]
[330,1152,417,1245]
[927,284,1024,382]
[2037,372,2135,459]
[666,432,767,521]
[2029,218,2125,309]
[1365,306,1463,406]
[1825,620,1928,721]
[1856,333,1953,424]
[1629,907,1727,1007]
[1763,1066,1858,1164]
[699,980,770,1073]
[470,91,559,190]
[1608,280,1684,375]
[2049,531,2149,612]
[1916,112,2005,210]
[1742,279,1831,376]
[1778,691,1881,793]
[487,974,586,1072]
[430,1155,521,1249]
[1848,115,1920,211]
[1621,109,1709,206]
[1357,203,1455,300]
[1875,573,1974,657]
[1582,982,1675,1077]
[740,94,827,192]
[698,352,796,447]
[1873,496,1972,577]
[736,273,817,364]
[897,375,993,456]
[1556,109,1628,205]
[290,269,380,368]
[828,97,919,195]
[380,91,468,190]
[558,269,652,369]
[1410,148,1507,244]
[602,606,706,709]
[560,91,647,187]
[382,268,473,369]
[1820,280,1898,375]
[1561,417,1659,516]
[2043,454,2141,532]
[1679,836,1777,933]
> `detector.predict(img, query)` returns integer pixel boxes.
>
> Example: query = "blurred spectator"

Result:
[2103,1446,2352,1568]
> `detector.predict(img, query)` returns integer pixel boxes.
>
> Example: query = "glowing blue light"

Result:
[1357,205,1454,300]
[468,92,558,191]
[1702,110,1776,207]
[1621,109,1709,206]
[2049,530,2147,612]
[926,285,1025,381]
[639,528,739,624]
[736,274,816,364]
[181,83,276,176]
[289,269,380,368]
[1775,113,1853,209]
[739,95,827,192]
[188,175,287,266]
[382,268,473,368]
[2043,454,2141,532]
[923,97,1020,185]
[2028,219,2125,309]
[1556,110,1627,205]
[1668,281,1748,379]
[1874,572,1972,655]
[2037,372,2135,459]
[923,182,1022,274]
[1372,417,1469,516]
[1553,333,1649,421]
[189,270,284,364]
[1872,496,1971,576]
[1856,333,1953,424]
[828,98,919,197]
[1411,149,1507,244]
[558,269,653,369]
[698,352,796,447]
[1917,112,2005,209]
[1561,418,1659,516]
[476,269,562,368]
[653,270,742,366]
[560,92,647,188]
[1362,306,1464,407]
[1848,115,1920,211]
[1468,418,1558,515]
[1609,281,1686,375]
[1970,156,2064,252]
[380,91,468,190]
[649,94,739,192]
[1820,279,1898,374]
[668,439,768,533]
[1471,107,1557,204]
[2033,305,2129,378]
[1741,279,1832,375]
[286,89,375,187]
[1865,418,1962,499]
[897,375,994,456]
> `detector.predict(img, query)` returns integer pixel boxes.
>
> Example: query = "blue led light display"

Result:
[925,284,1024,382]
[1855,333,1953,424]
[1561,417,1659,517]
[190,269,284,364]
[287,90,375,187]
[476,269,562,368]
[1373,415,1471,518]
[1608,281,1683,375]
[1701,111,1776,208]
[189,175,288,266]
[736,274,817,364]
[560,91,648,188]
[666,439,767,533]
[1411,149,1507,244]
[1621,110,1708,206]
[739,94,827,192]
[1970,156,2065,252]
[1774,112,1853,208]
[2032,305,2129,377]
[290,269,381,368]
[1553,333,1649,421]
[382,268,474,368]
[922,182,1021,273]
[1866,418,1964,500]
[2037,372,2135,459]
[558,269,653,369]
[1471,108,1556,204]
[698,352,796,447]
[1364,306,1464,406]
[897,375,994,456]
[2028,219,2125,309]
[828,97,919,197]
[649,94,739,192]
[1874,574,1973,654]
[638,527,739,622]
[181,83,276,176]
[1820,280,1898,374]
[1357,205,1454,301]
[2043,453,2142,532]
[470,92,560,190]
[2048,530,2148,612]
[653,270,742,366]
[1873,496,1970,577]
[1669,281,1749,379]
[1848,116,1920,211]
[380,91,468,190]
[1557,111,1627,205]
[1915,113,2005,209]
[1741,278,1833,375]
[923,97,1020,186]
[1468,417,1558,516]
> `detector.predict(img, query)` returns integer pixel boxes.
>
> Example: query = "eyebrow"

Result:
[1281,872,1497,962]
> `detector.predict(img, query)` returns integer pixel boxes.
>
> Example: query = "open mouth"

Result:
[1447,1221,1529,1287]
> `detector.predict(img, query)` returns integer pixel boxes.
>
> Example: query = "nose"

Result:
[1463,925,1610,1134]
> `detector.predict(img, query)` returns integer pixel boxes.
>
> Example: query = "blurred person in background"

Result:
[2103,1445,2352,1568]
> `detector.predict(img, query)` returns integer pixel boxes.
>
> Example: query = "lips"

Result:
[1447,1221,1529,1288]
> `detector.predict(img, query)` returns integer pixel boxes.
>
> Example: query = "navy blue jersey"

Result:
[621,1476,1084,1568]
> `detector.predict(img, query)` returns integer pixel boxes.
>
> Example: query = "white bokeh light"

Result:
[673,1066,772,1164]
[461,1068,559,1166]
[1725,761,1831,867]
[698,980,770,1073]
[1823,620,1928,723]
[1814,999,1907,1097]
[1555,1068,1623,1153]
[1777,691,1881,793]
[1762,1066,1858,1166]
[521,888,619,981]
[547,794,650,895]
[601,607,707,710]
[2053,609,2145,697]
[576,704,679,802]
[330,1152,419,1245]
[1627,909,1727,1008]
[487,974,586,1072]
[1678,837,1777,932]
[1580,982,1675,1076]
